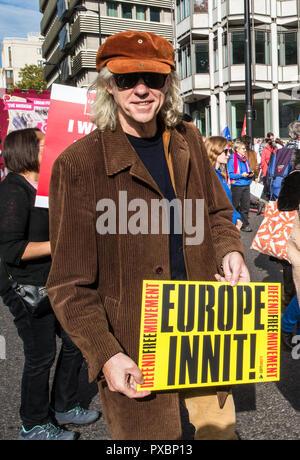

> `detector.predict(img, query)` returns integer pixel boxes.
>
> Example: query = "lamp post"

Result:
[74,3,102,46]
[244,0,253,143]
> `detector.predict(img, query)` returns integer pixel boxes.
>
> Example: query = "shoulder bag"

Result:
[0,256,51,318]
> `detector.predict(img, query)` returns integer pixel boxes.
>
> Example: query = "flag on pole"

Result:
[221,126,232,140]
[241,116,247,136]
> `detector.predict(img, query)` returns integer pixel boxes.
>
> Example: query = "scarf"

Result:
[231,152,251,184]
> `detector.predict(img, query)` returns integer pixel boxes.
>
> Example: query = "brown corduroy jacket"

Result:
[47,120,244,440]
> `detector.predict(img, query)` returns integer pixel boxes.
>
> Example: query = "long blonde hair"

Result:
[205,136,227,166]
[89,67,183,131]
[205,136,228,178]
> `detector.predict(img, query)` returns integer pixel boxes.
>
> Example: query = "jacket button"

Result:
[155,266,163,275]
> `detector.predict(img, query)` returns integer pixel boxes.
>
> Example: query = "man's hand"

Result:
[215,251,250,286]
[236,219,243,231]
[102,352,151,399]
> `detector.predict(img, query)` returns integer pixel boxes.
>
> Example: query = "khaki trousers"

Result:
[180,388,237,440]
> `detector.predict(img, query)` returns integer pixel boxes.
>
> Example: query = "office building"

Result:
[1,34,44,89]
[176,0,300,138]
[40,0,174,87]
[40,0,300,138]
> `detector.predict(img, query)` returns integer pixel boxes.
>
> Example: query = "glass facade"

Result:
[136,5,146,21]
[279,101,300,138]
[122,4,132,19]
[176,0,191,22]
[190,100,210,137]
[195,42,209,73]
[107,1,118,17]
[231,31,245,65]
[255,31,271,65]
[175,1,300,138]
[179,45,192,79]
[230,100,265,139]
[150,7,160,22]
[278,32,298,66]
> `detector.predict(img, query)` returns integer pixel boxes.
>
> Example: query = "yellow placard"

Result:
[137,281,281,391]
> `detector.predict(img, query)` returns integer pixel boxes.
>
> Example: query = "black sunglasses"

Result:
[113,73,167,90]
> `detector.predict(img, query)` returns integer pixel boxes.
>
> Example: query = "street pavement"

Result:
[0,210,300,440]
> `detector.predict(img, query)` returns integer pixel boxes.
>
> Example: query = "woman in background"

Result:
[205,136,243,230]
[0,128,99,440]
[228,139,254,232]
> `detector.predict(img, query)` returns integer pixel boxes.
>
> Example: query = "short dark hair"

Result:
[2,128,40,173]
[240,134,251,149]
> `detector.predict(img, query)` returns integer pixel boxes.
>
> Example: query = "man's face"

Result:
[106,72,170,137]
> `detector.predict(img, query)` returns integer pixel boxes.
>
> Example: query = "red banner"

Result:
[35,84,95,208]
[0,88,50,150]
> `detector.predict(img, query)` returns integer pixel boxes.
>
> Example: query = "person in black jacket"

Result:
[278,147,300,349]
[0,128,99,440]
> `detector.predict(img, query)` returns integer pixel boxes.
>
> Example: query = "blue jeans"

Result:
[281,295,300,335]
[2,288,83,430]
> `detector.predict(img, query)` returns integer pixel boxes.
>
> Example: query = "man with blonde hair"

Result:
[47,30,250,440]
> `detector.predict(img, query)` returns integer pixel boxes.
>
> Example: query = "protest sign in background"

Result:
[35,84,95,208]
[138,280,281,391]
[0,88,50,150]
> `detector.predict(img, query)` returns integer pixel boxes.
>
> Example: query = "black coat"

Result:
[278,149,300,211]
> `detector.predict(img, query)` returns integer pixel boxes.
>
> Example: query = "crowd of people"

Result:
[0,30,299,441]
[204,127,300,235]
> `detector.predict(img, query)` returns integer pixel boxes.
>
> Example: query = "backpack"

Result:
[265,143,296,200]
[277,148,300,211]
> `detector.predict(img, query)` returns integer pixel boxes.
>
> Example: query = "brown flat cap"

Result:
[96,30,175,74]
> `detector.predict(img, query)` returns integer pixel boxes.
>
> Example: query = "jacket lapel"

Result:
[101,121,190,198]
[101,122,161,194]
[169,128,190,200]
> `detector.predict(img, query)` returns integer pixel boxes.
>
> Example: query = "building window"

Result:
[136,5,146,21]
[231,100,265,138]
[191,107,207,135]
[231,31,245,64]
[278,32,298,66]
[214,35,219,71]
[176,0,181,22]
[193,0,208,13]
[8,46,12,67]
[178,46,192,79]
[150,7,160,22]
[223,32,228,68]
[177,49,182,79]
[180,45,191,79]
[122,3,132,19]
[255,30,270,65]
[184,0,190,17]
[279,100,300,138]
[195,42,209,73]
[176,0,190,22]
[107,1,118,17]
